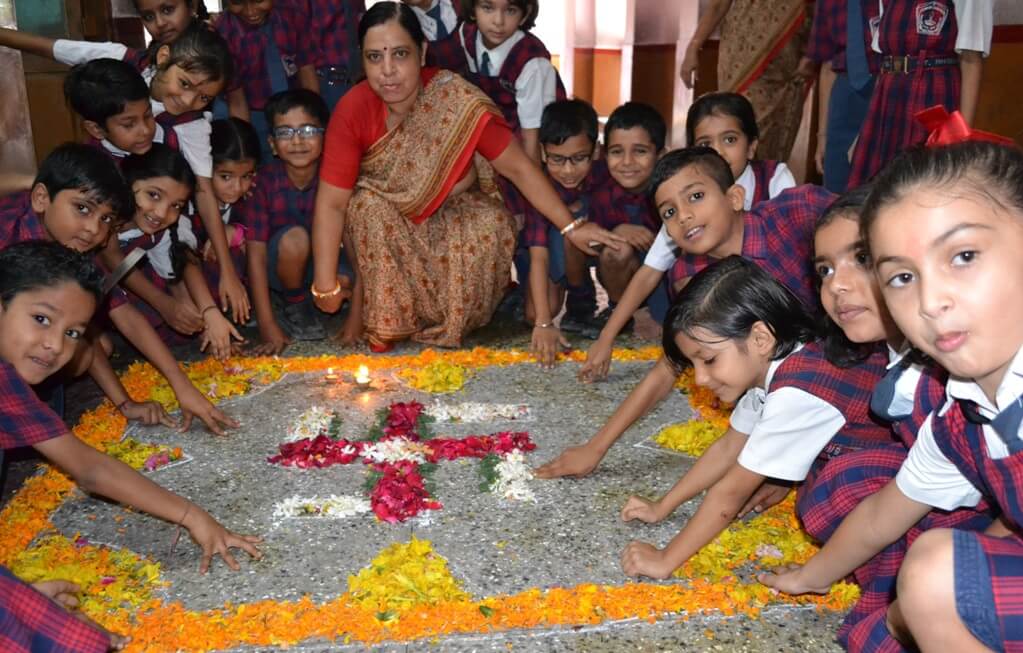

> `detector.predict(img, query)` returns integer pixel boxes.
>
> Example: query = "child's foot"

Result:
[632,306,662,341]
[281,300,326,341]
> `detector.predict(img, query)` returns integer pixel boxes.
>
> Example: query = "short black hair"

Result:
[64,59,150,127]
[0,240,104,309]
[130,0,209,22]
[211,118,262,166]
[158,21,233,85]
[34,143,134,221]
[605,102,667,152]
[264,89,330,129]
[685,92,759,146]
[648,147,735,201]
[662,256,817,372]
[539,99,598,146]
[813,185,878,367]
[460,0,538,31]
[359,1,426,50]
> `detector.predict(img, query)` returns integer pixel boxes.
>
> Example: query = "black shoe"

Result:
[577,306,632,340]
[281,299,326,340]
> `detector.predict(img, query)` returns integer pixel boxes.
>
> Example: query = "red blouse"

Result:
[320,68,513,191]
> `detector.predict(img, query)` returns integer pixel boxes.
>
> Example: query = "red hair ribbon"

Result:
[915,106,1015,147]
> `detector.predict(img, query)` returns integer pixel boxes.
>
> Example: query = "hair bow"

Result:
[915,106,1015,147]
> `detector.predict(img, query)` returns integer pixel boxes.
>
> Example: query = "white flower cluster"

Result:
[491,450,536,503]
[361,438,430,464]
[285,406,335,442]
[426,402,532,423]
[271,494,371,520]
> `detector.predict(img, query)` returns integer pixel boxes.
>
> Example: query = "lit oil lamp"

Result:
[354,365,371,390]
[324,367,339,382]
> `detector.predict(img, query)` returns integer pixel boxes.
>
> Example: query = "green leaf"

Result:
[375,610,396,622]
[478,604,494,617]
[477,454,501,493]
[326,413,344,439]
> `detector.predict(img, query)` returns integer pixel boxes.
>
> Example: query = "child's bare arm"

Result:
[0,27,57,59]
[298,64,319,94]
[86,339,176,427]
[815,62,836,174]
[958,50,984,125]
[528,246,565,369]
[535,356,678,478]
[226,88,251,122]
[245,241,291,355]
[107,303,239,434]
[758,480,932,594]
[181,260,244,360]
[195,176,250,323]
[34,433,261,573]
[622,462,764,579]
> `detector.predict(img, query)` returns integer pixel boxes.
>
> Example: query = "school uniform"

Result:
[667,185,833,311]
[847,0,992,188]
[308,0,365,110]
[53,39,152,75]
[0,192,49,248]
[236,160,352,291]
[216,3,317,159]
[408,0,459,42]
[114,220,199,333]
[894,346,1023,652]
[521,160,609,285]
[801,347,993,650]
[807,0,882,192]
[644,159,796,276]
[85,123,179,165]
[193,203,247,300]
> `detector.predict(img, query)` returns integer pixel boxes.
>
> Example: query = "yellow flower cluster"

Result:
[347,537,470,614]
[653,421,728,457]
[11,534,163,617]
[398,361,469,394]
[104,438,183,471]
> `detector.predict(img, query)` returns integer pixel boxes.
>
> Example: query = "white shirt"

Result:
[896,346,1023,510]
[643,161,796,272]
[871,0,993,56]
[461,29,558,130]
[884,345,925,421]
[53,39,130,67]
[409,0,459,42]
[118,219,199,281]
[142,68,214,179]
[730,344,849,482]
[99,124,171,159]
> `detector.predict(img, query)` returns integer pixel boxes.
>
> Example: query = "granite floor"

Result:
[2,317,848,652]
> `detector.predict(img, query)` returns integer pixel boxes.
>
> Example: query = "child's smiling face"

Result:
[673,325,771,404]
[542,133,596,190]
[224,0,273,27]
[691,113,756,181]
[605,126,657,192]
[152,50,222,115]
[32,186,119,253]
[0,283,95,385]
[871,188,1023,400]
[132,176,191,235]
[96,99,156,156]
[212,159,257,205]
[269,108,324,169]
[655,164,744,258]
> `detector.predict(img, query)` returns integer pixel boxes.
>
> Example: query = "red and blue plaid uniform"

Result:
[799,362,993,650]
[0,565,108,653]
[522,160,609,249]
[668,185,834,311]
[748,159,780,205]
[589,179,659,235]
[113,231,184,336]
[216,2,316,111]
[806,0,882,73]
[0,360,68,449]
[847,0,961,187]
[0,192,48,249]
[235,160,319,243]
[927,401,1023,651]
[308,0,365,69]
[121,46,152,74]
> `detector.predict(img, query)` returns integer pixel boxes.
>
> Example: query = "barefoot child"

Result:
[583,93,797,380]
[761,141,1023,652]
[536,149,831,479]
[618,256,891,579]
[0,241,261,576]
[101,144,244,360]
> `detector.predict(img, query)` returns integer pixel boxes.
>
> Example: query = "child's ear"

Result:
[746,137,759,161]
[30,183,52,215]
[726,183,745,211]
[749,320,777,357]
[155,44,172,68]
[267,134,278,159]
[82,120,107,142]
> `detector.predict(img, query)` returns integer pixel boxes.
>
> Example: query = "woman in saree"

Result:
[310,1,622,351]
[679,0,810,162]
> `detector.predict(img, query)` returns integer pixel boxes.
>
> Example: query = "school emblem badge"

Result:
[916,1,949,37]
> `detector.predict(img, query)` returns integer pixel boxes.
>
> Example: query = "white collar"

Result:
[102,124,167,158]
[735,163,755,211]
[886,343,912,370]
[474,29,525,74]
[763,342,805,392]
[943,345,1023,417]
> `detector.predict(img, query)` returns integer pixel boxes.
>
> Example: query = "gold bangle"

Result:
[534,322,555,329]
[310,279,342,299]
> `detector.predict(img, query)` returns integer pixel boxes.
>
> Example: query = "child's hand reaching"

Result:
[181,504,263,574]
[531,324,569,369]
[533,443,603,479]
[621,495,667,523]
[200,309,246,361]
[621,541,674,579]
[175,385,239,436]
[250,321,292,356]
[119,399,178,428]
[32,580,130,650]
[160,297,204,335]
[757,563,831,596]
[738,480,792,517]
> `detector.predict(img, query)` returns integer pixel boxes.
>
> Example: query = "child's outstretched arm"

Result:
[535,356,678,478]
[622,427,748,523]
[194,178,250,324]
[34,433,261,573]
[245,241,292,356]
[0,27,57,59]
[87,339,177,427]
[622,462,765,579]
[580,264,665,383]
[107,303,239,435]
[758,480,931,594]
[181,260,245,360]
[527,246,567,369]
